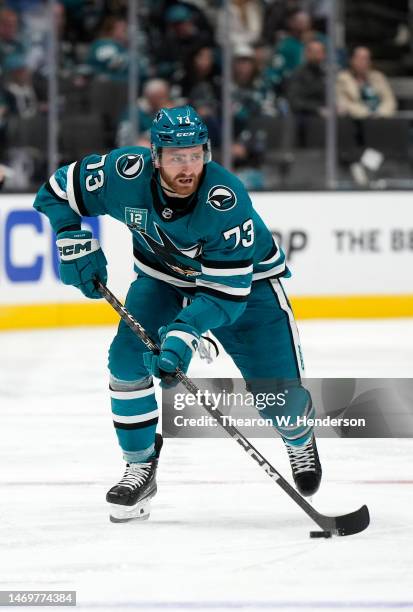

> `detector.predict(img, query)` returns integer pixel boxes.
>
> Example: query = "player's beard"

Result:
[159,168,201,197]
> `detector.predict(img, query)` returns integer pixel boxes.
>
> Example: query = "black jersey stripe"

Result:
[57,224,82,235]
[260,240,279,263]
[200,257,253,269]
[45,180,67,202]
[73,161,88,216]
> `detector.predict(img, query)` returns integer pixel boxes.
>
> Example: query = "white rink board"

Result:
[0,194,133,305]
[252,191,413,295]
[0,191,412,305]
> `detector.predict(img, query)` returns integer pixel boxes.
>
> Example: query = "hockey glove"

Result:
[143,322,200,387]
[56,230,107,299]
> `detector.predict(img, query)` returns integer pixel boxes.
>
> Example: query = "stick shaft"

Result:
[96,280,368,534]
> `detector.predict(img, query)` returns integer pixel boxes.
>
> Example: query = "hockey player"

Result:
[34,106,321,522]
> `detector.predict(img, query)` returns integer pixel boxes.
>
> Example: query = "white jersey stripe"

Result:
[260,238,281,265]
[201,264,253,276]
[66,162,81,215]
[252,262,286,281]
[134,256,285,288]
[196,279,251,296]
[49,174,68,200]
[133,256,196,287]
[270,278,305,376]
[112,409,159,424]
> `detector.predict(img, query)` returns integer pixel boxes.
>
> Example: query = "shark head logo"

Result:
[116,154,144,180]
[207,185,237,212]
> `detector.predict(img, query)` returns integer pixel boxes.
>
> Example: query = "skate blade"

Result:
[109,500,151,523]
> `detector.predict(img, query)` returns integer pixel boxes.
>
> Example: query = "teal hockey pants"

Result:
[108,275,314,462]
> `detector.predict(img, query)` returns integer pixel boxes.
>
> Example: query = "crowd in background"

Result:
[0,0,411,190]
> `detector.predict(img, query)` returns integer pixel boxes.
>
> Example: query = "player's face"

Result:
[159,146,204,196]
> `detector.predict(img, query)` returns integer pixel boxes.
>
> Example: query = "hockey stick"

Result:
[96,280,370,537]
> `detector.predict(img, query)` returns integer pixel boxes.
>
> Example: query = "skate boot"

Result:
[285,434,322,497]
[107,433,163,523]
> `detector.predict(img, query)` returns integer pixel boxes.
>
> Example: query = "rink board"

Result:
[0,191,412,329]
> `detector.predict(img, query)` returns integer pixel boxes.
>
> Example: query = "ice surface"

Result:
[1,320,413,611]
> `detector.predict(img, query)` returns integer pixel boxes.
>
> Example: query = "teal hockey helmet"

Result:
[151,105,211,167]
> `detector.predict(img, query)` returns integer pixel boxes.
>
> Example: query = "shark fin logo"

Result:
[139,224,202,277]
[207,185,237,211]
[116,154,144,180]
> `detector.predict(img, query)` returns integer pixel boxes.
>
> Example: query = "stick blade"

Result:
[332,504,370,536]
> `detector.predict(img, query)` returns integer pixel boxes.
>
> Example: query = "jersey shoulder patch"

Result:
[207,184,237,211]
[110,146,152,181]
[115,152,145,179]
[201,162,251,216]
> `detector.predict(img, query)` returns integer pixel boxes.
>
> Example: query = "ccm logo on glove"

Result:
[56,230,107,299]
[57,236,100,260]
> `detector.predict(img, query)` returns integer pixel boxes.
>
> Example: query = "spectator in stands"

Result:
[217,0,264,49]
[253,39,287,95]
[61,0,106,43]
[2,54,39,118]
[25,3,73,76]
[336,46,396,118]
[22,2,84,110]
[272,9,326,89]
[232,44,278,129]
[146,1,214,40]
[301,0,329,32]
[262,0,301,45]
[153,4,212,84]
[180,45,221,106]
[7,0,50,52]
[178,43,222,146]
[287,40,326,116]
[0,8,25,77]
[116,78,176,148]
[231,45,276,187]
[86,16,129,81]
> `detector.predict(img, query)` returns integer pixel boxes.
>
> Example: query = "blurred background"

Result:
[1,0,413,192]
[1,0,412,329]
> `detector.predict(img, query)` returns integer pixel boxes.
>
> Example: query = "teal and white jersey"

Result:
[34,147,289,333]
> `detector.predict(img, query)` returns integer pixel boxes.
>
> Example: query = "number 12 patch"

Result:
[125,207,148,231]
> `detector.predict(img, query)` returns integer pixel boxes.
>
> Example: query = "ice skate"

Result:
[285,434,322,497]
[107,433,163,523]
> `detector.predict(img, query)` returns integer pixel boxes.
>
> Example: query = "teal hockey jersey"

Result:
[34,147,289,333]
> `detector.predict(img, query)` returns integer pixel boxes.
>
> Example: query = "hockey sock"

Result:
[110,375,159,463]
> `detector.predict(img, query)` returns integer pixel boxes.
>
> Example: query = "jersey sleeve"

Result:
[175,189,255,333]
[33,152,111,234]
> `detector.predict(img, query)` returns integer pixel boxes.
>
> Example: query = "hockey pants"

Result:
[108,275,314,462]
